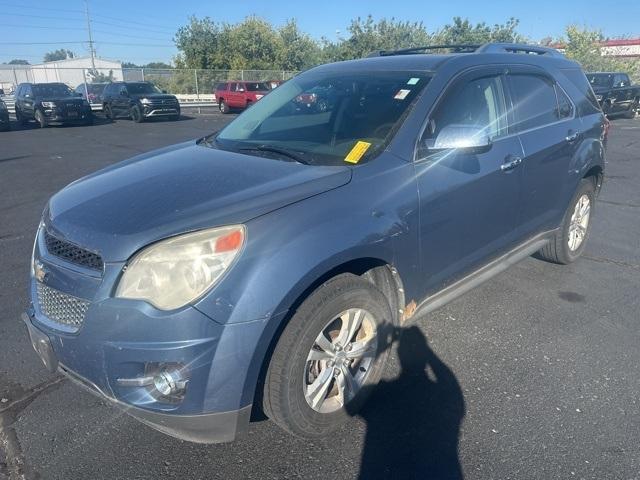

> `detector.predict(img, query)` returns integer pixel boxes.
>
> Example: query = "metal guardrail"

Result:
[1,94,218,115]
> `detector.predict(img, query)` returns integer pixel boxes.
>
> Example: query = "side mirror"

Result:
[24,94,31,99]
[432,124,492,152]
[238,88,245,92]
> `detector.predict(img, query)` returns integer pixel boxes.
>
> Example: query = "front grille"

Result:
[146,99,178,107]
[36,282,89,330]
[44,231,103,271]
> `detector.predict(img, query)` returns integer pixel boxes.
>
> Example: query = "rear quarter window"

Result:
[561,69,601,116]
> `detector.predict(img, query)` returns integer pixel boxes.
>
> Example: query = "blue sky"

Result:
[0,0,638,65]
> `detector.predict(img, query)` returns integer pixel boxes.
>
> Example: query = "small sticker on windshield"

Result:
[407,78,420,85]
[344,141,372,164]
[394,89,411,100]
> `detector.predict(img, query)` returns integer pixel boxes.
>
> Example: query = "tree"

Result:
[327,16,432,61]
[433,17,525,45]
[277,19,321,71]
[121,61,139,68]
[7,59,30,65]
[44,49,75,62]
[144,61,173,69]
[174,16,225,69]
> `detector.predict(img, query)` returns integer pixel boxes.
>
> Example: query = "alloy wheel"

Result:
[304,308,377,413]
[568,194,590,251]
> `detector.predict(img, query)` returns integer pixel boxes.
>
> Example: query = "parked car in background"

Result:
[14,82,93,128]
[214,81,270,113]
[587,72,640,118]
[102,81,180,122]
[24,43,605,444]
[0,98,9,131]
[75,83,107,110]
[293,86,335,113]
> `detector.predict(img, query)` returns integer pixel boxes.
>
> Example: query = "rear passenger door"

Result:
[226,83,239,107]
[415,67,525,291]
[507,67,582,235]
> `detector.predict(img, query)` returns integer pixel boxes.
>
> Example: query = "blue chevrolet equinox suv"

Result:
[24,43,606,443]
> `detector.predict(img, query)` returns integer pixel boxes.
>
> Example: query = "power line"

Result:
[0,41,88,45]
[92,30,172,42]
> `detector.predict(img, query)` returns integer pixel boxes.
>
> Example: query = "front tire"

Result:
[34,109,47,128]
[624,99,639,119]
[130,105,143,123]
[104,104,114,121]
[538,178,596,264]
[219,100,229,114]
[15,108,28,125]
[263,274,395,438]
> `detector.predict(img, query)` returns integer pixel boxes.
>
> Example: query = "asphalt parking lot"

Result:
[1,112,639,480]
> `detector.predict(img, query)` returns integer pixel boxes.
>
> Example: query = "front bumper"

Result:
[142,105,180,117]
[43,107,92,123]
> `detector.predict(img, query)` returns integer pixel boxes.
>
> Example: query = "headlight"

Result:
[140,98,151,104]
[41,101,56,108]
[115,225,245,310]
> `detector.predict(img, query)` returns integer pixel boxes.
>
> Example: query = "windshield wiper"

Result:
[239,145,311,165]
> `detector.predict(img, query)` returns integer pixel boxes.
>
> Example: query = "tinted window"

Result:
[587,73,613,88]
[216,71,430,166]
[509,74,558,131]
[556,85,574,119]
[228,83,237,92]
[562,69,601,115]
[422,74,507,146]
[216,83,227,91]
[245,82,270,91]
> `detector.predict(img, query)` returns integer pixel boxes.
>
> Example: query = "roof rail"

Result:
[367,44,481,57]
[476,43,564,57]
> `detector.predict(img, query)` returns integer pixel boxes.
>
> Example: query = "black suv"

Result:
[14,82,93,128]
[0,98,9,131]
[102,81,180,122]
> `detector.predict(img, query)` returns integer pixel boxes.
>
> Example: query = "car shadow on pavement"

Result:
[349,325,466,480]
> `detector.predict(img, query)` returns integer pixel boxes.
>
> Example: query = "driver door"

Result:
[414,67,525,293]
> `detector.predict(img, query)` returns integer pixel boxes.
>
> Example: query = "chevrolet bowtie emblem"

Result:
[34,261,47,283]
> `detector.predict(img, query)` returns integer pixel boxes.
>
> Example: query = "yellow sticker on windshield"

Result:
[344,141,372,164]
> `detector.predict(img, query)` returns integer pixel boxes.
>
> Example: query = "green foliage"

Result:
[88,69,114,82]
[6,59,30,65]
[44,49,75,62]
[433,17,525,45]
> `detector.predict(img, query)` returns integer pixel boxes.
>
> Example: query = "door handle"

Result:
[501,156,522,172]
[566,131,581,142]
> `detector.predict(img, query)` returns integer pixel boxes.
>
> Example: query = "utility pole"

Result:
[84,0,97,74]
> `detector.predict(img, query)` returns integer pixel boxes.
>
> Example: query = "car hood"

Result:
[45,141,352,262]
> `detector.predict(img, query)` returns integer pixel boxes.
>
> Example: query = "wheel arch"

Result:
[245,256,405,418]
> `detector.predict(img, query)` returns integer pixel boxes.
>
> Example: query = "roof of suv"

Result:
[315,43,580,73]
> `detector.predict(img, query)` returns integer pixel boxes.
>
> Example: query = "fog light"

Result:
[152,368,187,396]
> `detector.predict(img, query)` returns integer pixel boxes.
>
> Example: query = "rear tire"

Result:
[34,109,47,128]
[538,178,596,264]
[219,100,229,114]
[263,273,395,438]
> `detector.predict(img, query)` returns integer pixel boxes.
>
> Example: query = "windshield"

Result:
[245,82,270,91]
[127,83,162,95]
[32,84,73,97]
[587,74,613,87]
[216,71,430,165]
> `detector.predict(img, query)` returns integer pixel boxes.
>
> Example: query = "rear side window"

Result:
[423,74,508,144]
[556,85,574,119]
[562,69,601,115]
[508,74,558,131]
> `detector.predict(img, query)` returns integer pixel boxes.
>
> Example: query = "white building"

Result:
[0,56,123,91]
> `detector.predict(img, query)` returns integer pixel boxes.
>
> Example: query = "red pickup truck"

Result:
[214,81,270,113]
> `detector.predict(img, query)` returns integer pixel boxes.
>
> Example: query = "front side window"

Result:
[245,82,270,91]
[420,74,507,149]
[215,71,431,166]
[509,74,559,131]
